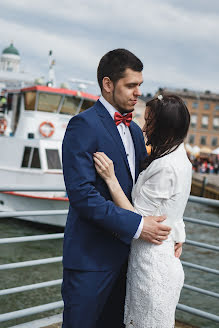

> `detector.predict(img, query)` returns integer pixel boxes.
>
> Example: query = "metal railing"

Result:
[0,188,218,324]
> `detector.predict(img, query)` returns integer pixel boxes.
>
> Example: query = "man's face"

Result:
[110,68,143,114]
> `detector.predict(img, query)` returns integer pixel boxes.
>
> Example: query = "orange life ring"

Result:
[0,118,7,134]
[39,121,55,137]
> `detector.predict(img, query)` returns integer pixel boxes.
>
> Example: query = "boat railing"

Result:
[0,188,218,325]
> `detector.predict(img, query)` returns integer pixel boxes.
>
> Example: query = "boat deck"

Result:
[192,172,219,199]
[192,172,219,189]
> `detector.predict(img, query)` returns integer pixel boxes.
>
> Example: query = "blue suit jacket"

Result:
[62,100,147,271]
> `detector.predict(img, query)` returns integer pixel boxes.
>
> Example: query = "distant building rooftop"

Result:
[158,88,219,101]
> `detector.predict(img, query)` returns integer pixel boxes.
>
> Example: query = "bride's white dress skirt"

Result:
[124,238,184,328]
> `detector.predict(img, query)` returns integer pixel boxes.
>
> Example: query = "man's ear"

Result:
[102,77,114,93]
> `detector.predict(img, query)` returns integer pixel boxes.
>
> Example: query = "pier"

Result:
[191,172,219,199]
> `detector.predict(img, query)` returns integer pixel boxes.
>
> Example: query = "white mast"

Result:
[48,50,56,87]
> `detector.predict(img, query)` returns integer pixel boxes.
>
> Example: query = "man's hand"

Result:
[140,215,171,245]
[174,242,183,258]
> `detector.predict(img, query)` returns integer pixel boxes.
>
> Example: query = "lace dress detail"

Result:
[124,239,184,328]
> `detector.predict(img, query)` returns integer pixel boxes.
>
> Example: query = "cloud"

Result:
[3,0,219,42]
[0,0,219,94]
[0,16,100,78]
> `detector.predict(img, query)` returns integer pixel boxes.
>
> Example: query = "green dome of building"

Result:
[2,43,20,56]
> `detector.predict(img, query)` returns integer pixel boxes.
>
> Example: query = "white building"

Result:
[0,42,20,72]
[0,42,38,90]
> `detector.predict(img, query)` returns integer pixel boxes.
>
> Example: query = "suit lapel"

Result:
[95,100,132,175]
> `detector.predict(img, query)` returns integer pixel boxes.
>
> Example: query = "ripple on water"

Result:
[177,202,219,328]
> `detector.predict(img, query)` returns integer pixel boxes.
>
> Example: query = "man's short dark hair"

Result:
[97,48,143,90]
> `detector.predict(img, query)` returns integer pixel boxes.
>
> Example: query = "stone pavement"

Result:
[11,316,197,328]
[42,321,197,328]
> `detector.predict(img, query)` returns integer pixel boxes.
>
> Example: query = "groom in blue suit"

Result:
[62,49,170,328]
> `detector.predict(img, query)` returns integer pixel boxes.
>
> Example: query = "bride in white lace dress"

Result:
[94,95,192,328]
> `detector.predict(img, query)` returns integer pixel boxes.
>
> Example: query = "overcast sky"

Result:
[0,0,219,95]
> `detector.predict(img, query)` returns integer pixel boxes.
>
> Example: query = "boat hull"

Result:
[0,192,69,227]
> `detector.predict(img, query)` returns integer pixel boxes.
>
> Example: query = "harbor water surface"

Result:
[0,201,218,328]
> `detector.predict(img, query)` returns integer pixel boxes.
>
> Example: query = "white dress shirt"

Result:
[99,96,143,239]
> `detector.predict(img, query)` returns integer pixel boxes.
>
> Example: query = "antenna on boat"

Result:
[48,50,56,87]
[69,78,96,91]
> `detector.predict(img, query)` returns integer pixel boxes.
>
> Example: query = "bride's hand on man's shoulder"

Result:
[93,152,115,182]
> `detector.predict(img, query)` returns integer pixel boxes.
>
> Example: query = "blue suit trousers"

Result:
[62,262,127,328]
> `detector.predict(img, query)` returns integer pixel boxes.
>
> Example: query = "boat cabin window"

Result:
[7,93,13,111]
[60,96,81,115]
[24,91,96,114]
[21,147,31,167]
[11,94,21,134]
[21,147,41,169]
[46,149,62,169]
[38,93,62,112]
[80,99,96,113]
[24,92,62,112]
[24,92,36,111]
[31,148,41,168]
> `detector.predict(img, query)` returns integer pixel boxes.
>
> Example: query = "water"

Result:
[0,202,218,328]
[0,220,64,328]
[176,202,219,328]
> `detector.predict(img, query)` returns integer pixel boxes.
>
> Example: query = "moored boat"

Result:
[0,85,98,226]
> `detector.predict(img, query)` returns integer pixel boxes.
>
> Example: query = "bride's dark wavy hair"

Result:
[142,94,190,169]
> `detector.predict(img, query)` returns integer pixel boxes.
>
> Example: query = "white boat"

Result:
[0,85,98,226]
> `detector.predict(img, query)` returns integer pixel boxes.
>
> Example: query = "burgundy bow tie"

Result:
[114,112,132,127]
